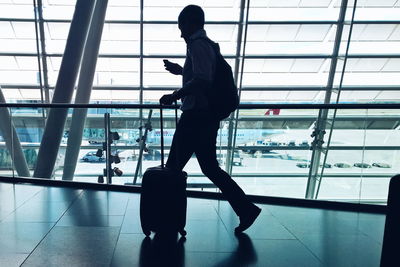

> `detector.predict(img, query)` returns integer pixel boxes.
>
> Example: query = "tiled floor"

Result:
[0,182,385,267]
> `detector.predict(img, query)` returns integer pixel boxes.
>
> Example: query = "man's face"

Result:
[178,22,194,44]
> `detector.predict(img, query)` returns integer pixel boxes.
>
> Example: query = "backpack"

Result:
[199,38,239,121]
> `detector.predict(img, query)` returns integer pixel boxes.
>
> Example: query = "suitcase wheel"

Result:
[179,230,187,236]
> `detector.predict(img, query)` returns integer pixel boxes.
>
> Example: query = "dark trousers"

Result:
[166,110,253,217]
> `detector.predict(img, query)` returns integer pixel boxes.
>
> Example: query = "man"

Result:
[159,5,261,233]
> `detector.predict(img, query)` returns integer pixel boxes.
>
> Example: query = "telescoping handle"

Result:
[159,101,179,168]
[160,106,165,167]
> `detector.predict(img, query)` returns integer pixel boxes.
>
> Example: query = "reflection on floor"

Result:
[0,182,385,267]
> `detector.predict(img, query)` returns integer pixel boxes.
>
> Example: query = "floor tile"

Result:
[0,253,28,267]
[30,187,82,202]
[184,219,236,253]
[355,212,385,244]
[250,239,323,267]
[56,214,124,227]
[298,233,382,267]
[271,208,363,236]
[22,226,120,267]
[65,198,128,216]
[0,222,54,253]
[3,201,71,222]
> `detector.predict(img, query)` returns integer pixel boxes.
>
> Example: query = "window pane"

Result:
[242,59,330,86]
[143,24,237,56]
[340,58,400,86]
[249,1,340,21]
[144,0,240,21]
[246,24,336,55]
[0,22,37,53]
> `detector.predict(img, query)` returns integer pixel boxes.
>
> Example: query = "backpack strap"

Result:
[191,36,222,57]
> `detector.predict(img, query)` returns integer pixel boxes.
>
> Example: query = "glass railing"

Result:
[0,103,399,204]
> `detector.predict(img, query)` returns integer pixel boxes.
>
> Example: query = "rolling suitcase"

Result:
[140,106,187,237]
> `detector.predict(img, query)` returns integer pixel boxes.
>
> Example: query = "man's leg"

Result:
[194,118,261,232]
[166,113,194,171]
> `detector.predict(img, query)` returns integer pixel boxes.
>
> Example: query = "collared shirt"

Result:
[178,29,216,111]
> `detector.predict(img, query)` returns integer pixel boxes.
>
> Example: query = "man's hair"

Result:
[178,5,205,29]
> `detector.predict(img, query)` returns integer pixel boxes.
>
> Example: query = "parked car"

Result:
[81,151,105,162]
[288,140,296,147]
[334,162,352,168]
[372,162,391,168]
[143,149,161,160]
[88,139,103,144]
[320,163,332,168]
[232,153,243,166]
[296,162,310,168]
[353,163,371,168]
[299,140,310,147]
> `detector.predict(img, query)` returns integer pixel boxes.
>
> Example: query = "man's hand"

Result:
[159,93,177,105]
[163,59,183,75]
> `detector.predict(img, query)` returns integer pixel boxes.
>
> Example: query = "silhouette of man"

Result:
[159,5,261,233]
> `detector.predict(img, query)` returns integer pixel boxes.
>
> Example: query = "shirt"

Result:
[175,29,216,111]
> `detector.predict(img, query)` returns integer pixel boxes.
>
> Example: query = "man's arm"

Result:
[172,39,215,100]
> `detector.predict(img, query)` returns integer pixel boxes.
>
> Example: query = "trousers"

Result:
[166,110,253,217]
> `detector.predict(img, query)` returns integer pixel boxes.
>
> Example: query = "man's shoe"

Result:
[235,206,262,233]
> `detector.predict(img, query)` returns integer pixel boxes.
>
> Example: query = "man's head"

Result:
[178,5,205,43]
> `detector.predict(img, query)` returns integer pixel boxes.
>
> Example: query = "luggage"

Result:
[140,106,187,237]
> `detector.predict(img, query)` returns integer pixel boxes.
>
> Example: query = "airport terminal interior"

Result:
[0,0,399,266]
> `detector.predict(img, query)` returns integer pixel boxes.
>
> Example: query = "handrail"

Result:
[1,103,400,109]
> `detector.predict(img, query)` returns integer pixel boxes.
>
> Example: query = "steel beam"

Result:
[305,0,350,199]
[0,87,30,177]
[33,0,96,178]
[62,0,108,180]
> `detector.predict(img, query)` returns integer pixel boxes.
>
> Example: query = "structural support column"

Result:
[305,0,349,199]
[36,0,51,103]
[33,0,96,178]
[62,0,108,180]
[225,0,248,175]
[0,87,30,177]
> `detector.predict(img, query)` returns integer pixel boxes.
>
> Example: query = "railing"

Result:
[0,103,399,204]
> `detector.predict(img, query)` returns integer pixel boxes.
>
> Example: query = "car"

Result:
[320,163,332,168]
[88,140,103,144]
[143,149,161,160]
[232,153,243,166]
[288,140,296,147]
[372,162,391,168]
[299,140,310,147]
[334,162,352,168]
[296,162,310,168]
[81,151,105,162]
[353,163,371,168]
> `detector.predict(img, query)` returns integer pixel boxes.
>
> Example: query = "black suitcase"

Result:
[140,106,187,237]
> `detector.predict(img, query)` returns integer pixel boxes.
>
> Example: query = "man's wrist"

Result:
[172,90,181,100]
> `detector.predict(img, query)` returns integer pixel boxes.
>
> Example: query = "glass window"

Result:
[246,24,336,55]
[144,0,240,21]
[242,59,331,86]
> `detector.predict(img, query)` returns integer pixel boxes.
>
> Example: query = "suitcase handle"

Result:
[160,101,178,168]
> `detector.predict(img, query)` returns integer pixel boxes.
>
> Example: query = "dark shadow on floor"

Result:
[139,233,186,267]
[137,232,258,267]
[213,233,258,267]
